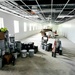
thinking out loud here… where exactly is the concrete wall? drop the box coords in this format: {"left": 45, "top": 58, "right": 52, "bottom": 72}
{"left": 58, "top": 19, "right": 75, "bottom": 43}
{"left": 0, "top": 10, "right": 41, "bottom": 40}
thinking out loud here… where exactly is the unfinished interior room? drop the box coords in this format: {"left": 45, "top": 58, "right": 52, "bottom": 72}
{"left": 0, "top": 0, "right": 75, "bottom": 75}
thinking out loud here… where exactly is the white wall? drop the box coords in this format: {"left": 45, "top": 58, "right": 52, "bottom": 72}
{"left": 0, "top": 10, "right": 41, "bottom": 40}
{"left": 52, "top": 24, "right": 58, "bottom": 32}
{"left": 58, "top": 19, "right": 75, "bottom": 43}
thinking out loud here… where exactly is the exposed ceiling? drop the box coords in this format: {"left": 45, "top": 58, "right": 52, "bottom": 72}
{"left": 0, "top": 0, "right": 75, "bottom": 24}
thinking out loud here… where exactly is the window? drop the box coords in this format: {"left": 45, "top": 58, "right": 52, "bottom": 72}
{"left": 29, "top": 24, "right": 32, "bottom": 31}
{"left": 35, "top": 26, "right": 38, "bottom": 30}
{"left": 0, "top": 17, "right": 4, "bottom": 28}
{"left": 24, "top": 22, "right": 27, "bottom": 32}
{"left": 33, "top": 26, "right": 35, "bottom": 30}
{"left": 14, "top": 20, "right": 19, "bottom": 33}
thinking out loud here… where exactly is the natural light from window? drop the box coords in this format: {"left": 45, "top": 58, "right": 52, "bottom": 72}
{"left": 24, "top": 22, "right": 27, "bottom": 32}
{"left": 29, "top": 24, "right": 32, "bottom": 31}
{"left": 33, "top": 26, "right": 35, "bottom": 30}
{"left": 0, "top": 17, "right": 4, "bottom": 28}
{"left": 14, "top": 20, "right": 19, "bottom": 33}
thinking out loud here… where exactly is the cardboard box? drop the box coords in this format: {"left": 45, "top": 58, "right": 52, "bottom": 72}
{"left": 0, "top": 32, "right": 5, "bottom": 40}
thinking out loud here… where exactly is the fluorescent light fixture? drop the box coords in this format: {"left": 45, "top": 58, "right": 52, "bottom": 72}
{"left": 58, "top": 15, "right": 74, "bottom": 18}
{"left": 55, "top": 21, "right": 63, "bottom": 22}
{"left": 0, "top": 0, "right": 6, "bottom": 1}
{"left": 25, "top": 15, "right": 39, "bottom": 18}
{"left": 37, "top": 9, "right": 61, "bottom": 13}
{"left": 46, "top": 16, "right": 51, "bottom": 20}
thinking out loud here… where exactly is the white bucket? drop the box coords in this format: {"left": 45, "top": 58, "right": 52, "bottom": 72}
{"left": 13, "top": 53, "right": 17, "bottom": 59}
{"left": 21, "top": 50, "right": 27, "bottom": 57}
{"left": 29, "top": 49, "right": 34, "bottom": 57}
{"left": 2, "top": 50, "right": 5, "bottom": 55}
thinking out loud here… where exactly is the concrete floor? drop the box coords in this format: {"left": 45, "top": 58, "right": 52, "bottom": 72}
{"left": 0, "top": 33, "right": 75, "bottom": 75}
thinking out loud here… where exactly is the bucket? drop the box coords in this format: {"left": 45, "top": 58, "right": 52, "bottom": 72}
{"left": 13, "top": 53, "right": 17, "bottom": 59}
{"left": 0, "top": 49, "right": 2, "bottom": 56}
{"left": 9, "top": 37, "right": 15, "bottom": 43}
{"left": 15, "top": 41, "right": 21, "bottom": 51}
{"left": 21, "top": 50, "right": 27, "bottom": 57}
{"left": 2, "top": 50, "right": 5, "bottom": 55}
{"left": 41, "top": 44, "right": 44, "bottom": 49}
{"left": 29, "top": 49, "right": 34, "bottom": 57}
{"left": 0, "top": 58, "right": 2, "bottom": 69}
{"left": 43, "top": 43, "right": 47, "bottom": 50}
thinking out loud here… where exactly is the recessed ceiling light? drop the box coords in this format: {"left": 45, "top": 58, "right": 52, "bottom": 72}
{"left": 58, "top": 15, "right": 74, "bottom": 18}
{"left": 0, "top": 0, "right": 6, "bottom": 1}
{"left": 55, "top": 21, "right": 63, "bottom": 22}
{"left": 25, "top": 15, "right": 39, "bottom": 18}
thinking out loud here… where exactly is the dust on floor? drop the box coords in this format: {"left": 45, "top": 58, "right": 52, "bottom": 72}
{"left": 0, "top": 50, "right": 75, "bottom": 75}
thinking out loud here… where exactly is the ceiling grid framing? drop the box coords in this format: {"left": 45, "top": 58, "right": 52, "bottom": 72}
{"left": 0, "top": 0, "right": 75, "bottom": 24}
{"left": 20, "top": 0, "right": 32, "bottom": 11}
{"left": 55, "top": 0, "right": 71, "bottom": 21}
{"left": 50, "top": 0, "right": 53, "bottom": 23}
{"left": 0, "top": 0, "right": 41, "bottom": 23}
{"left": 59, "top": 8, "right": 75, "bottom": 22}
{"left": 35, "top": 0, "right": 47, "bottom": 21}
